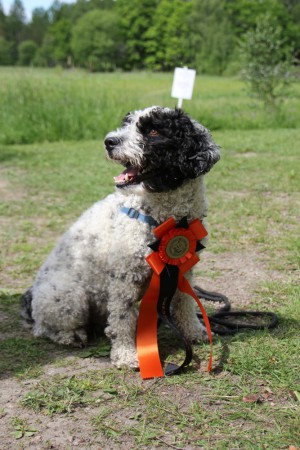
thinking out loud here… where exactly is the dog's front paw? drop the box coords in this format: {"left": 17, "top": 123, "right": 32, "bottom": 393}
{"left": 182, "top": 320, "right": 211, "bottom": 343}
{"left": 110, "top": 346, "right": 139, "bottom": 369}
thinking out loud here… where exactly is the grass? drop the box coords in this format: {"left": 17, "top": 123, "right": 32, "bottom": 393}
{"left": 1, "top": 131, "right": 299, "bottom": 285}
{"left": 22, "top": 374, "right": 99, "bottom": 415}
{"left": 19, "top": 366, "right": 300, "bottom": 448}
{"left": 0, "top": 69, "right": 299, "bottom": 449}
{"left": 0, "top": 68, "right": 300, "bottom": 144}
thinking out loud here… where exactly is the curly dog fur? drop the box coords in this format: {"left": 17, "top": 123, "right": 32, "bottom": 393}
{"left": 20, "top": 106, "right": 220, "bottom": 369}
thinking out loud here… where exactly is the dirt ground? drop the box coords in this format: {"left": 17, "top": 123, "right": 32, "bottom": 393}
{"left": 0, "top": 249, "right": 288, "bottom": 450}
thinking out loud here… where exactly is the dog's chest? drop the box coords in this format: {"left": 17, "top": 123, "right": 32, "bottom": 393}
{"left": 109, "top": 213, "right": 153, "bottom": 267}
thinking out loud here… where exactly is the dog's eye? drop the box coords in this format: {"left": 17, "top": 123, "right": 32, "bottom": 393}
{"left": 149, "top": 130, "right": 159, "bottom": 136}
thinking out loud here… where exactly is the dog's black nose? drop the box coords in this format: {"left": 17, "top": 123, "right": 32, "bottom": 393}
{"left": 105, "top": 137, "right": 119, "bottom": 152}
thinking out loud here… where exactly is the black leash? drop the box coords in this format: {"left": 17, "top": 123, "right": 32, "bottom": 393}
{"left": 157, "top": 265, "right": 194, "bottom": 376}
{"left": 193, "top": 285, "right": 279, "bottom": 336}
{"left": 158, "top": 285, "right": 279, "bottom": 376}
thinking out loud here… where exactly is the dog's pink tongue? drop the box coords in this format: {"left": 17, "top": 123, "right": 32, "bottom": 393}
{"left": 114, "top": 167, "right": 138, "bottom": 182}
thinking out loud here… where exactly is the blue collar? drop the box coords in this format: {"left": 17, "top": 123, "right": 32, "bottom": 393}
{"left": 120, "top": 207, "right": 159, "bottom": 227}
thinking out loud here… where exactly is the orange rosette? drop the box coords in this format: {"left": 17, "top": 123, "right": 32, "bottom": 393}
{"left": 158, "top": 228, "right": 197, "bottom": 266}
{"left": 136, "top": 216, "right": 212, "bottom": 379}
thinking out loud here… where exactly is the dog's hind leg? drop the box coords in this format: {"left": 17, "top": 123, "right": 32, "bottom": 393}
{"left": 31, "top": 284, "right": 89, "bottom": 347}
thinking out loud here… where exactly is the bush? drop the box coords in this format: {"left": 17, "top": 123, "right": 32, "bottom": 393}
{"left": 18, "top": 40, "right": 38, "bottom": 66}
{"left": 239, "top": 13, "right": 293, "bottom": 106}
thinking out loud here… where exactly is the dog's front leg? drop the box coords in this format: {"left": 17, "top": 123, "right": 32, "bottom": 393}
{"left": 171, "top": 273, "right": 208, "bottom": 342}
{"left": 105, "top": 284, "right": 139, "bottom": 369}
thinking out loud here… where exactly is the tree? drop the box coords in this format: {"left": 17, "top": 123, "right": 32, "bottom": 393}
{"left": 18, "top": 39, "right": 37, "bottom": 65}
{"left": 0, "top": 1, "right": 6, "bottom": 37}
{"left": 26, "top": 8, "right": 49, "bottom": 46}
{"left": 0, "top": 36, "right": 12, "bottom": 64}
{"left": 145, "top": 0, "right": 192, "bottom": 71}
{"left": 225, "top": 0, "right": 287, "bottom": 35}
{"left": 239, "top": 13, "right": 293, "bottom": 106}
{"left": 117, "top": 0, "right": 158, "bottom": 69}
{"left": 279, "top": 0, "right": 300, "bottom": 59}
{"left": 64, "top": 0, "right": 115, "bottom": 23}
{"left": 163, "top": 0, "right": 193, "bottom": 70}
{"left": 39, "top": 18, "right": 72, "bottom": 66}
{"left": 89, "top": 0, "right": 115, "bottom": 9}
{"left": 187, "top": 0, "right": 235, "bottom": 75}
{"left": 48, "top": 0, "right": 72, "bottom": 23}
{"left": 6, "top": 0, "right": 25, "bottom": 62}
{"left": 225, "top": 0, "right": 300, "bottom": 59}
{"left": 32, "top": 44, "right": 51, "bottom": 67}
{"left": 71, "top": 9, "right": 121, "bottom": 71}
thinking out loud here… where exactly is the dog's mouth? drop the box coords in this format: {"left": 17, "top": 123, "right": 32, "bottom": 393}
{"left": 114, "top": 165, "right": 140, "bottom": 187}
{"left": 113, "top": 164, "right": 160, "bottom": 188}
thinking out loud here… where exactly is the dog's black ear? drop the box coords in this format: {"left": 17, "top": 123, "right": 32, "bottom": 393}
{"left": 181, "top": 119, "right": 220, "bottom": 178}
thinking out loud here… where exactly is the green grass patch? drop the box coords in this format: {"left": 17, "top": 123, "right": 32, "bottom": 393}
{"left": 0, "top": 68, "right": 300, "bottom": 144}
{"left": 22, "top": 374, "right": 99, "bottom": 415}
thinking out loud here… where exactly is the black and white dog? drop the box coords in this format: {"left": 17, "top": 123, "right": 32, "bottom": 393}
{"left": 21, "top": 106, "right": 220, "bottom": 368}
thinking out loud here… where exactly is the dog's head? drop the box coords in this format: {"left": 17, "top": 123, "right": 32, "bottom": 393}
{"left": 104, "top": 106, "right": 220, "bottom": 192}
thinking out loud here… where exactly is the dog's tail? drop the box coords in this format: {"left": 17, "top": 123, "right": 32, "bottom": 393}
{"left": 20, "top": 288, "right": 34, "bottom": 323}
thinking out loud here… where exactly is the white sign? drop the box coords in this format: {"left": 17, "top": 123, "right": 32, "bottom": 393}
{"left": 171, "top": 67, "right": 196, "bottom": 107}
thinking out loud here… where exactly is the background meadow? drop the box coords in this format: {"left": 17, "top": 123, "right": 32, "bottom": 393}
{"left": 0, "top": 68, "right": 299, "bottom": 449}
{"left": 1, "top": 67, "right": 300, "bottom": 145}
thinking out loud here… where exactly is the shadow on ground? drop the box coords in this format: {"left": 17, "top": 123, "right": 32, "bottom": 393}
{"left": 0, "top": 291, "right": 297, "bottom": 381}
{"left": 0, "top": 291, "right": 110, "bottom": 380}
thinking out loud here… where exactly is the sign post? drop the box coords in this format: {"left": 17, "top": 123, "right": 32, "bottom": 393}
{"left": 171, "top": 67, "right": 196, "bottom": 108}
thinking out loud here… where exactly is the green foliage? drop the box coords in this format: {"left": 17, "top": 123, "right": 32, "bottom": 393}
{"left": 39, "top": 18, "right": 72, "bottom": 66}
{"left": 145, "top": 0, "right": 192, "bottom": 71}
{"left": 0, "top": 36, "right": 12, "bottom": 64}
{"left": 5, "top": 0, "right": 25, "bottom": 61}
{"left": 18, "top": 39, "right": 37, "bottom": 65}
{"left": 71, "top": 9, "right": 121, "bottom": 71}
{"left": 188, "top": 0, "right": 235, "bottom": 75}
{"left": 47, "top": 0, "right": 73, "bottom": 23}
{"left": 32, "top": 45, "right": 50, "bottom": 67}
{"left": 7, "top": 0, "right": 25, "bottom": 34}
{"left": 0, "top": 1, "right": 6, "bottom": 37}
{"left": 117, "top": 0, "right": 158, "bottom": 69}
{"left": 225, "top": 0, "right": 287, "bottom": 34}
{"left": 26, "top": 8, "right": 49, "bottom": 46}
{"left": 0, "top": 0, "right": 300, "bottom": 73}
{"left": 239, "top": 13, "right": 293, "bottom": 106}
{"left": 226, "top": 0, "right": 300, "bottom": 53}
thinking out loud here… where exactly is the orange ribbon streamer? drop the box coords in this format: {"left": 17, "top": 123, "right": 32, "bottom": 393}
{"left": 136, "top": 217, "right": 213, "bottom": 379}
